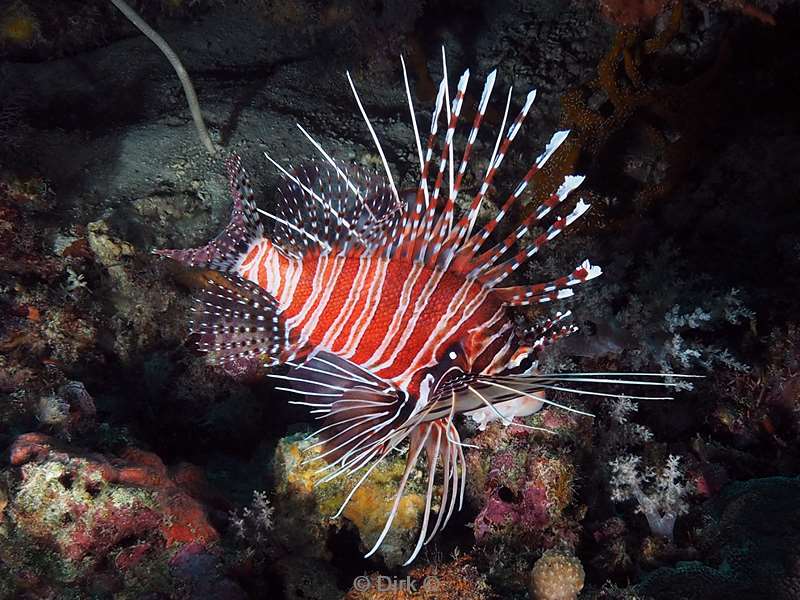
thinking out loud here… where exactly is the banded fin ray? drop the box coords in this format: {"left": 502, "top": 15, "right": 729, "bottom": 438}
{"left": 264, "top": 61, "right": 595, "bottom": 306}
{"left": 273, "top": 351, "right": 391, "bottom": 398}
{"left": 270, "top": 353, "right": 471, "bottom": 566}
{"left": 155, "top": 49, "right": 701, "bottom": 567}
{"left": 492, "top": 259, "right": 603, "bottom": 306}
{"left": 155, "top": 155, "right": 264, "bottom": 271}
{"left": 189, "top": 270, "right": 289, "bottom": 365}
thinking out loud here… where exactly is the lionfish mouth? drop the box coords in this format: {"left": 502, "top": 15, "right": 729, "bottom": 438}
{"left": 157, "top": 45, "right": 701, "bottom": 565}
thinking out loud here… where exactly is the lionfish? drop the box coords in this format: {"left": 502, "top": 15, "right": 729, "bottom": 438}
{"left": 157, "top": 52, "right": 688, "bottom": 564}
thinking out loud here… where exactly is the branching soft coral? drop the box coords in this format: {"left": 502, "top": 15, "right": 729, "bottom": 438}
{"left": 228, "top": 490, "right": 275, "bottom": 547}
{"left": 609, "top": 454, "right": 691, "bottom": 540}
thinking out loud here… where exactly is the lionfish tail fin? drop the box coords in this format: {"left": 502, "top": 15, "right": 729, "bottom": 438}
{"left": 188, "top": 269, "right": 289, "bottom": 366}
{"left": 155, "top": 153, "right": 264, "bottom": 271}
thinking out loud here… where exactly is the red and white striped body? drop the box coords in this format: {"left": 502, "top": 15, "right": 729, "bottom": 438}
{"left": 237, "top": 238, "right": 516, "bottom": 396}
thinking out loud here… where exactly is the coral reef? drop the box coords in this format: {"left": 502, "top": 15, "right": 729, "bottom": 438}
{"left": 271, "top": 433, "right": 427, "bottom": 568}
{"left": 35, "top": 380, "right": 96, "bottom": 439}
{"left": 0, "top": 0, "right": 798, "bottom": 597}
{"left": 228, "top": 489, "right": 274, "bottom": 547}
{"left": 707, "top": 322, "right": 800, "bottom": 453}
{"left": 598, "top": 0, "right": 777, "bottom": 28}
{"left": 464, "top": 411, "right": 591, "bottom": 595}
{"left": 636, "top": 476, "right": 800, "bottom": 600}
{"left": 469, "top": 441, "right": 581, "bottom": 548}
{"left": 0, "top": 432, "right": 241, "bottom": 597}
{"left": 609, "top": 454, "right": 691, "bottom": 540}
{"left": 545, "top": 0, "right": 718, "bottom": 211}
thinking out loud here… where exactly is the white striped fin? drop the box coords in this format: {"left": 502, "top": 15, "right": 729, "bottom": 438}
{"left": 189, "top": 270, "right": 290, "bottom": 365}
{"left": 267, "top": 159, "right": 402, "bottom": 257}
{"left": 536, "top": 129, "right": 570, "bottom": 167}
{"left": 400, "top": 54, "right": 424, "bottom": 175}
{"left": 346, "top": 71, "right": 401, "bottom": 208}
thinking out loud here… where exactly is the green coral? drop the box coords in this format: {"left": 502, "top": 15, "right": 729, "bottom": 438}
{"left": 637, "top": 477, "right": 800, "bottom": 600}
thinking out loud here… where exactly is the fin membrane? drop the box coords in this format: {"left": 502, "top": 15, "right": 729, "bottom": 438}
{"left": 272, "top": 161, "right": 402, "bottom": 256}
{"left": 314, "top": 388, "right": 411, "bottom": 463}
{"left": 189, "top": 269, "right": 286, "bottom": 365}
{"left": 156, "top": 154, "right": 263, "bottom": 271}
{"left": 271, "top": 352, "right": 414, "bottom": 462}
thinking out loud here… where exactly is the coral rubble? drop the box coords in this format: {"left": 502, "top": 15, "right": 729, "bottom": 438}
{"left": 0, "top": 433, "right": 242, "bottom": 598}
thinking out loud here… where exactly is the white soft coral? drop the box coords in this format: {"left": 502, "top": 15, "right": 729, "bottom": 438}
{"left": 609, "top": 454, "right": 691, "bottom": 541}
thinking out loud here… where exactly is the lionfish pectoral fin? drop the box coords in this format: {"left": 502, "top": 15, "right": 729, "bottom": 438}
{"left": 271, "top": 354, "right": 466, "bottom": 563}
{"left": 155, "top": 154, "right": 264, "bottom": 271}
{"left": 271, "top": 352, "right": 413, "bottom": 464}
{"left": 463, "top": 384, "right": 548, "bottom": 431}
{"left": 188, "top": 269, "right": 289, "bottom": 366}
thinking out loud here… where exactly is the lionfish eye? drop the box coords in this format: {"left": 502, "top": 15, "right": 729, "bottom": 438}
{"left": 441, "top": 345, "right": 468, "bottom": 369}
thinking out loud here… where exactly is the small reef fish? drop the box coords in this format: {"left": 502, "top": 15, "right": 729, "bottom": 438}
{"left": 158, "top": 54, "right": 688, "bottom": 564}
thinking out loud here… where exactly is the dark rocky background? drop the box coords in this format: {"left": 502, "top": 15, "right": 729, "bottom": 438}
{"left": 1, "top": 0, "right": 799, "bottom": 598}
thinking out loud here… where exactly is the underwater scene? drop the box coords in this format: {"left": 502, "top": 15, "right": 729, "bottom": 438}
{"left": 1, "top": 0, "right": 798, "bottom": 598}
